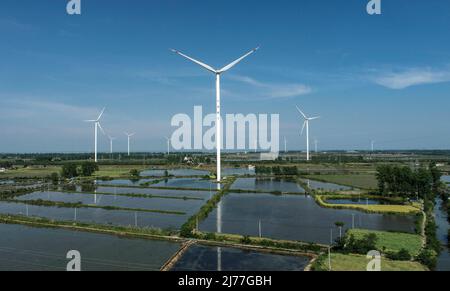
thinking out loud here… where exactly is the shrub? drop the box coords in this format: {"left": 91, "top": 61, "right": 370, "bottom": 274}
{"left": 416, "top": 249, "right": 437, "bottom": 270}
{"left": 240, "top": 235, "right": 251, "bottom": 244}
{"left": 387, "top": 248, "right": 411, "bottom": 261}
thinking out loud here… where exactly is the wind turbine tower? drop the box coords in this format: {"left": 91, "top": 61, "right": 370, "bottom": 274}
{"left": 296, "top": 106, "right": 320, "bottom": 162}
{"left": 84, "top": 108, "right": 106, "bottom": 163}
{"left": 108, "top": 136, "right": 116, "bottom": 154}
{"left": 171, "top": 47, "right": 259, "bottom": 182}
{"left": 165, "top": 137, "right": 171, "bottom": 155}
{"left": 125, "top": 132, "right": 135, "bottom": 156}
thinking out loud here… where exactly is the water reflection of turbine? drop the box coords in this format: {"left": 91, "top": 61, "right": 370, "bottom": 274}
{"left": 217, "top": 184, "right": 222, "bottom": 271}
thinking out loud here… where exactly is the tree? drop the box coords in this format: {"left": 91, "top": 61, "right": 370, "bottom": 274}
{"left": 50, "top": 172, "right": 59, "bottom": 185}
{"left": 81, "top": 162, "right": 98, "bottom": 177}
{"left": 130, "top": 169, "right": 140, "bottom": 177}
{"left": 61, "top": 163, "right": 78, "bottom": 179}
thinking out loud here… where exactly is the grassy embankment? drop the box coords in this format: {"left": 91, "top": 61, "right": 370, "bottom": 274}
{"left": 312, "top": 253, "right": 428, "bottom": 271}
{"left": 315, "top": 194, "right": 421, "bottom": 214}
{"left": 59, "top": 190, "right": 204, "bottom": 201}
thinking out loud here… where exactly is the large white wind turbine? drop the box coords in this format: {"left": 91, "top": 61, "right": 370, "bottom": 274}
{"left": 84, "top": 108, "right": 106, "bottom": 163}
{"left": 296, "top": 106, "right": 320, "bottom": 161}
{"left": 125, "top": 132, "right": 135, "bottom": 156}
{"left": 171, "top": 47, "right": 259, "bottom": 182}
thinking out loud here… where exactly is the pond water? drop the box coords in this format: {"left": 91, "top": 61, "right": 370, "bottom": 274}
{"left": 17, "top": 191, "right": 205, "bottom": 216}
{"left": 93, "top": 186, "right": 214, "bottom": 200}
{"left": 301, "top": 179, "right": 352, "bottom": 191}
{"left": 152, "top": 178, "right": 216, "bottom": 189}
{"left": 96, "top": 179, "right": 155, "bottom": 186}
{"left": 171, "top": 244, "right": 309, "bottom": 271}
{"left": 231, "top": 178, "right": 305, "bottom": 193}
{"left": 435, "top": 198, "right": 450, "bottom": 271}
{"left": 222, "top": 168, "right": 256, "bottom": 177}
{"left": 140, "top": 169, "right": 210, "bottom": 177}
{"left": 0, "top": 201, "right": 189, "bottom": 230}
{"left": 441, "top": 176, "right": 450, "bottom": 184}
{"left": 200, "top": 193, "right": 416, "bottom": 245}
{"left": 0, "top": 223, "right": 179, "bottom": 271}
{"left": 0, "top": 180, "right": 14, "bottom": 185}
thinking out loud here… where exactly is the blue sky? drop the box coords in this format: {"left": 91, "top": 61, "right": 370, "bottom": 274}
{"left": 0, "top": 0, "right": 450, "bottom": 153}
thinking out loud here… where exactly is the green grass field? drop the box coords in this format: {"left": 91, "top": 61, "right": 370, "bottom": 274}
{"left": 313, "top": 253, "right": 427, "bottom": 271}
{"left": 306, "top": 174, "right": 378, "bottom": 189}
{"left": 0, "top": 166, "right": 61, "bottom": 178}
{"left": 94, "top": 165, "right": 146, "bottom": 178}
{"left": 347, "top": 229, "right": 423, "bottom": 256}
{"left": 0, "top": 165, "right": 145, "bottom": 179}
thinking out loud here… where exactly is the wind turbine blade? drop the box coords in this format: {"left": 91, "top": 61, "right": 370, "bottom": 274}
{"left": 96, "top": 108, "right": 106, "bottom": 121}
{"left": 296, "top": 106, "right": 308, "bottom": 119}
{"left": 301, "top": 121, "right": 306, "bottom": 135}
{"left": 84, "top": 120, "right": 96, "bottom": 122}
{"left": 97, "top": 123, "right": 106, "bottom": 135}
{"left": 218, "top": 47, "right": 259, "bottom": 73}
{"left": 171, "top": 49, "right": 217, "bottom": 74}
{"left": 309, "top": 116, "right": 321, "bottom": 120}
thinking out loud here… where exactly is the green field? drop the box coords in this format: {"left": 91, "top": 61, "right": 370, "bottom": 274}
{"left": 347, "top": 229, "right": 423, "bottom": 256}
{"left": 94, "top": 165, "right": 146, "bottom": 178}
{"left": 306, "top": 174, "right": 378, "bottom": 189}
{"left": 313, "top": 253, "right": 428, "bottom": 271}
{"left": 0, "top": 166, "right": 61, "bottom": 178}
{"left": 0, "top": 165, "right": 145, "bottom": 179}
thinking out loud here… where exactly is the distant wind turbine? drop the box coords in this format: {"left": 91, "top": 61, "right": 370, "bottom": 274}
{"left": 84, "top": 108, "right": 106, "bottom": 163}
{"left": 171, "top": 47, "right": 259, "bottom": 182}
{"left": 125, "top": 132, "right": 135, "bottom": 156}
{"left": 165, "top": 137, "right": 171, "bottom": 155}
{"left": 284, "top": 137, "right": 287, "bottom": 153}
{"left": 296, "top": 106, "right": 320, "bottom": 161}
{"left": 314, "top": 139, "right": 318, "bottom": 153}
{"left": 371, "top": 140, "right": 375, "bottom": 152}
{"left": 108, "top": 135, "right": 116, "bottom": 154}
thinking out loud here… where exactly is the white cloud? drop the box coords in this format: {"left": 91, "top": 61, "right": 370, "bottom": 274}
{"left": 230, "top": 75, "right": 312, "bottom": 98}
{"left": 373, "top": 67, "right": 450, "bottom": 89}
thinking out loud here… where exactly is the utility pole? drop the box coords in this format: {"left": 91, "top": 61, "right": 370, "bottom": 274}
{"left": 258, "top": 219, "right": 262, "bottom": 238}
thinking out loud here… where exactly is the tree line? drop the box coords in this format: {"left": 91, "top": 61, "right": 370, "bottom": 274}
{"left": 255, "top": 166, "right": 298, "bottom": 176}
{"left": 59, "top": 162, "right": 99, "bottom": 179}
{"left": 376, "top": 163, "right": 441, "bottom": 200}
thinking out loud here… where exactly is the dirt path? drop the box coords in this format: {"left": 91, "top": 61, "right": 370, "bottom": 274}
{"left": 160, "top": 240, "right": 197, "bottom": 271}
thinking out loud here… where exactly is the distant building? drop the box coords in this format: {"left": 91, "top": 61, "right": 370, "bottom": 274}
{"left": 0, "top": 168, "right": 5, "bottom": 173}
{"left": 260, "top": 152, "right": 279, "bottom": 161}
